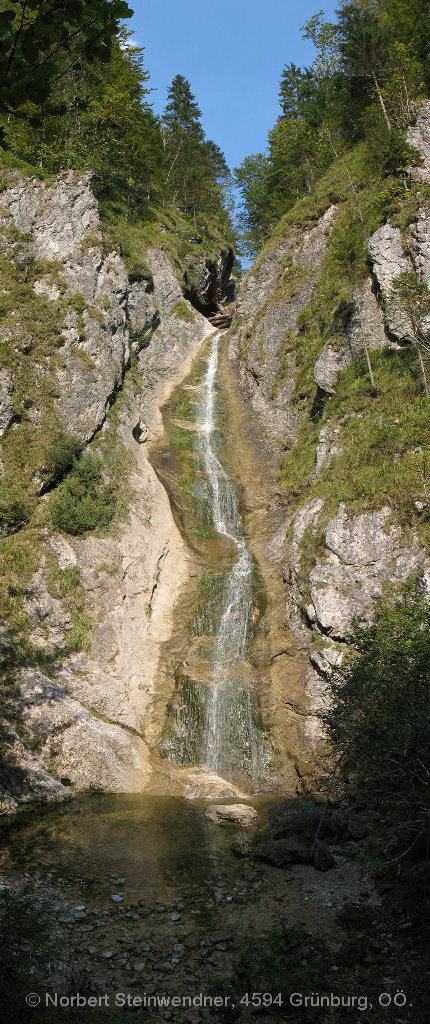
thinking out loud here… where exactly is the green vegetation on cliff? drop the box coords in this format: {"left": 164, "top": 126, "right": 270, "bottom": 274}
{"left": 235, "top": 0, "right": 429, "bottom": 255}
{"left": 326, "top": 581, "right": 430, "bottom": 837}
{"left": 235, "top": 134, "right": 430, "bottom": 548}
{"left": 0, "top": 2, "right": 236, "bottom": 751}
{"left": 0, "top": 12, "right": 235, "bottom": 258}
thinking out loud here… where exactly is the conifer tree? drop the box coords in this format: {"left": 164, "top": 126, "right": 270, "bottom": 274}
{"left": 163, "top": 74, "right": 205, "bottom": 214}
{"left": 162, "top": 74, "right": 232, "bottom": 226}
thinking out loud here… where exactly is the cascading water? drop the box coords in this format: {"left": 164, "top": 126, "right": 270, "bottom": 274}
{"left": 197, "top": 333, "right": 258, "bottom": 776}
{"left": 155, "top": 329, "right": 275, "bottom": 789}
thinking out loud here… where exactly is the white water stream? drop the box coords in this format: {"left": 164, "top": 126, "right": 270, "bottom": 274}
{"left": 197, "top": 333, "right": 257, "bottom": 774}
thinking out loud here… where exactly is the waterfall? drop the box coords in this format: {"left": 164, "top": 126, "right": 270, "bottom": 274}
{"left": 197, "top": 333, "right": 257, "bottom": 774}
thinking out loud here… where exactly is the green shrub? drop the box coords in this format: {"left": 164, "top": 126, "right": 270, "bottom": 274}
{"left": 50, "top": 452, "right": 115, "bottom": 535}
{"left": 40, "top": 431, "right": 83, "bottom": 487}
{"left": 213, "top": 923, "right": 330, "bottom": 1022}
{"left": 0, "top": 887, "right": 55, "bottom": 1023}
{"left": 0, "top": 484, "right": 35, "bottom": 534}
{"left": 325, "top": 580, "right": 430, "bottom": 847}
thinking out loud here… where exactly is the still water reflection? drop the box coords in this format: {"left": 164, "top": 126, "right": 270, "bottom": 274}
{"left": 0, "top": 795, "right": 275, "bottom": 901}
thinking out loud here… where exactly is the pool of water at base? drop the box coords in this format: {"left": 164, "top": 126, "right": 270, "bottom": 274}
{"left": 0, "top": 794, "right": 279, "bottom": 904}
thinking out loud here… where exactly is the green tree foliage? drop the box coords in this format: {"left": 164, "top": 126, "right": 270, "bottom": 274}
{"left": 233, "top": 153, "right": 271, "bottom": 255}
{"left": 1, "top": 24, "right": 234, "bottom": 240}
{"left": 325, "top": 582, "right": 430, "bottom": 847}
{"left": 235, "top": 0, "right": 429, "bottom": 254}
{"left": 0, "top": 0, "right": 132, "bottom": 120}
{"left": 162, "top": 73, "right": 233, "bottom": 227}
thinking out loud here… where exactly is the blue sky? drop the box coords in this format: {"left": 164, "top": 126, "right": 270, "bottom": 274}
{"left": 128, "top": 1, "right": 338, "bottom": 172}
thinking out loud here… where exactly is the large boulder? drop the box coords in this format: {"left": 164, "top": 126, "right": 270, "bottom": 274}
{"left": 253, "top": 837, "right": 312, "bottom": 867}
{"left": 231, "top": 834, "right": 255, "bottom": 857}
{"left": 268, "top": 798, "right": 323, "bottom": 841}
{"left": 204, "top": 803, "right": 258, "bottom": 828}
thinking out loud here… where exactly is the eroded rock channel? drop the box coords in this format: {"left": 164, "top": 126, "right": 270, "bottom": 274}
{"left": 150, "top": 331, "right": 309, "bottom": 798}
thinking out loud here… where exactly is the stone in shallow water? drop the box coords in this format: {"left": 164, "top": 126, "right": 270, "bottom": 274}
{"left": 231, "top": 833, "right": 254, "bottom": 857}
{"left": 111, "top": 894, "right": 124, "bottom": 903}
{"left": 204, "top": 804, "right": 258, "bottom": 827}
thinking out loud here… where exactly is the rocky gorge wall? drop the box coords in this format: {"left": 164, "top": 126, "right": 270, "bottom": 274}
{"left": 0, "top": 167, "right": 233, "bottom": 812}
{"left": 227, "top": 104, "right": 430, "bottom": 751}
{"left": 2, "top": 102, "right": 430, "bottom": 813}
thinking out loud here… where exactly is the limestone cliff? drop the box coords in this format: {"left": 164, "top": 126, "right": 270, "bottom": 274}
{"left": 228, "top": 106, "right": 430, "bottom": 744}
{"left": 0, "top": 167, "right": 231, "bottom": 812}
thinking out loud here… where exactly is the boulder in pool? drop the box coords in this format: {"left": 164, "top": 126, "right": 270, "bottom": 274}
{"left": 204, "top": 804, "right": 258, "bottom": 828}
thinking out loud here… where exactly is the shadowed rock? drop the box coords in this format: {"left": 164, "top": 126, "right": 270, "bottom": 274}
{"left": 254, "top": 838, "right": 312, "bottom": 867}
